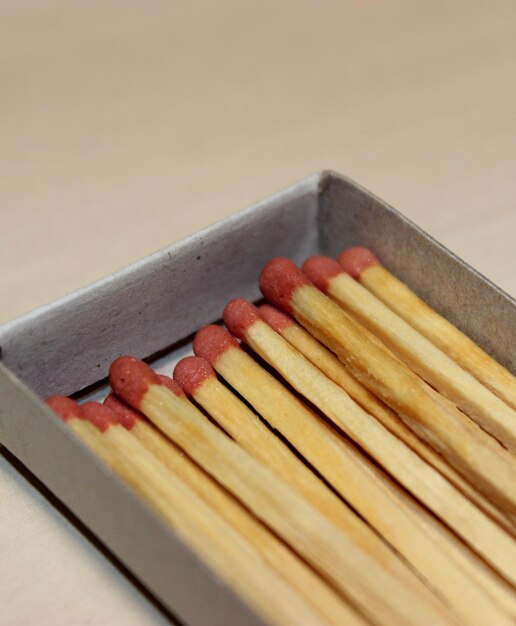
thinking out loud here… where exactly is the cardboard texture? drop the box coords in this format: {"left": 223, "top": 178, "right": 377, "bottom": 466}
{"left": 0, "top": 171, "right": 514, "bottom": 626}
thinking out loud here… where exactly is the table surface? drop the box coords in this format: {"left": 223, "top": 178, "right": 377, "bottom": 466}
{"left": 1, "top": 1, "right": 515, "bottom": 624}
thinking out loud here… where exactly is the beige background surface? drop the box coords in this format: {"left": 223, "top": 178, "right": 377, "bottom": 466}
{"left": 1, "top": 1, "right": 515, "bottom": 624}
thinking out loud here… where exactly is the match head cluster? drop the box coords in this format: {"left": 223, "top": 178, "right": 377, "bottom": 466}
{"left": 46, "top": 395, "right": 119, "bottom": 431}
{"left": 46, "top": 247, "right": 376, "bottom": 426}
{"left": 46, "top": 248, "right": 365, "bottom": 429}
{"left": 45, "top": 395, "right": 81, "bottom": 421}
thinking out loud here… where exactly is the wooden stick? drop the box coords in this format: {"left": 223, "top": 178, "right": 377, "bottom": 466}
{"left": 338, "top": 246, "right": 516, "bottom": 410}
{"left": 46, "top": 397, "right": 329, "bottom": 626}
{"left": 225, "top": 298, "right": 516, "bottom": 585}
{"left": 173, "top": 355, "right": 444, "bottom": 602}
{"left": 193, "top": 328, "right": 516, "bottom": 624}
{"left": 109, "top": 357, "right": 455, "bottom": 626}
{"left": 45, "top": 396, "right": 119, "bottom": 463}
{"left": 258, "top": 304, "right": 515, "bottom": 536}
{"left": 104, "top": 393, "right": 364, "bottom": 626}
{"left": 259, "top": 258, "right": 516, "bottom": 519}
{"left": 303, "top": 255, "right": 516, "bottom": 452}
{"left": 85, "top": 401, "right": 336, "bottom": 626}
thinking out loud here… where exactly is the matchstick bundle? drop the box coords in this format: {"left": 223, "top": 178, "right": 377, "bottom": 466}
{"left": 338, "top": 247, "right": 516, "bottom": 410}
{"left": 45, "top": 245, "right": 516, "bottom": 626}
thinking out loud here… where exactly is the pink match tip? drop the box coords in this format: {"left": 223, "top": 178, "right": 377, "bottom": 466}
{"left": 173, "top": 356, "right": 216, "bottom": 396}
{"left": 104, "top": 393, "right": 142, "bottom": 430}
{"left": 223, "top": 299, "right": 260, "bottom": 340}
{"left": 45, "top": 396, "right": 81, "bottom": 422}
{"left": 109, "top": 356, "right": 160, "bottom": 410}
{"left": 258, "top": 304, "right": 294, "bottom": 333}
{"left": 259, "top": 257, "right": 310, "bottom": 313}
{"left": 302, "top": 256, "right": 343, "bottom": 292}
{"left": 81, "top": 401, "right": 116, "bottom": 432}
{"left": 337, "top": 247, "right": 379, "bottom": 279}
{"left": 157, "top": 374, "right": 186, "bottom": 397}
{"left": 193, "top": 325, "right": 240, "bottom": 365}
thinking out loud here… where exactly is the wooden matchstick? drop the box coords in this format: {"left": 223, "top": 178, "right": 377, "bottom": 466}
{"left": 258, "top": 303, "right": 515, "bottom": 536}
{"left": 225, "top": 298, "right": 516, "bottom": 586}
{"left": 74, "top": 400, "right": 339, "bottom": 626}
{"left": 46, "top": 398, "right": 332, "bottom": 626}
{"left": 338, "top": 247, "right": 516, "bottom": 410}
{"left": 109, "top": 357, "right": 454, "bottom": 626}
{"left": 259, "top": 258, "right": 516, "bottom": 519}
{"left": 172, "top": 356, "right": 441, "bottom": 596}
{"left": 303, "top": 255, "right": 516, "bottom": 452}
{"left": 103, "top": 393, "right": 364, "bottom": 626}
{"left": 193, "top": 326, "right": 516, "bottom": 624}
{"left": 45, "top": 396, "right": 118, "bottom": 464}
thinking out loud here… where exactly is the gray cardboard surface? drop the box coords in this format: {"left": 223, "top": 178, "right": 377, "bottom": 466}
{"left": 0, "top": 171, "right": 514, "bottom": 626}
{"left": 0, "top": 174, "right": 319, "bottom": 398}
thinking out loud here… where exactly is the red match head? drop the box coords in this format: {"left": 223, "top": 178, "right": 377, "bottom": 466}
{"left": 104, "top": 393, "right": 142, "bottom": 430}
{"left": 302, "top": 256, "right": 343, "bottom": 293}
{"left": 174, "top": 356, "right": 216, "bottom": 396}
{"left": 223, "top": 299, "right": 260, "bottom": 340}
{"left": 109, "top": 356, "right": 160, "bottom": 410}
{"left": 45, "top": 396, "right": 82, "bottom": 422}
{"left": 258, "top": 304, "right": 294, "bottom": 333}
{"left": 81, "top": 401, "right": 116, "bottom": 432}
{"left": 157, "top": 374, "right": 185, "bottom": 398}
{"left": 337, "top": 247, "right": 379, "bottom": 279}
{"left": 259, "top": 257, "right": 310, "bottom": 313}
{"left": 193, "top": 325, "right": 240, "bottom": 365}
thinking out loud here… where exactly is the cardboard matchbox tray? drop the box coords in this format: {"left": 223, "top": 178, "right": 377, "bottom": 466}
{"left": 1, "top": 171, "right": 515, "bottom": 626}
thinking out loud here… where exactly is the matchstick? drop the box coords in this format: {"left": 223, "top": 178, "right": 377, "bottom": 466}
{"left": 74, "top": 400, "right": 337, "bottom": 626}
{"left": 259, "top": 258, "right": 516, "bottom": 519}
{"left": 172, "top": 356, "right": 439, "bottom": 591}
{"left": 193, "top": 326, "right": 516, "bottom": 624}
{"left": 45, "top": 396, "right": 117, "bottom": 464}
{"left": 46, "top": 397, "right": 332, "bottom": 625}
{"left": 109, "top": 357, "right": 453, "bottom": 626}
{"left": 224, "top": 298, "right": 516, "bottom": 585}
{"left": 303, "top": 255, "right": 516, "bottom": 452}
{"left": 338, "top": 246, "right": 516, "bottom": 410}
{"left": 258, "top": 303, "right": 515, "bottom": 536}
{"left": 103, "top": 393, "right": 364, "bottom": 626}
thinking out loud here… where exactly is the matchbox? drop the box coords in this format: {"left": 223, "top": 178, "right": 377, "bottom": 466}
{"left": 0, "top": 171, "right": 514, "bottom": 626}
